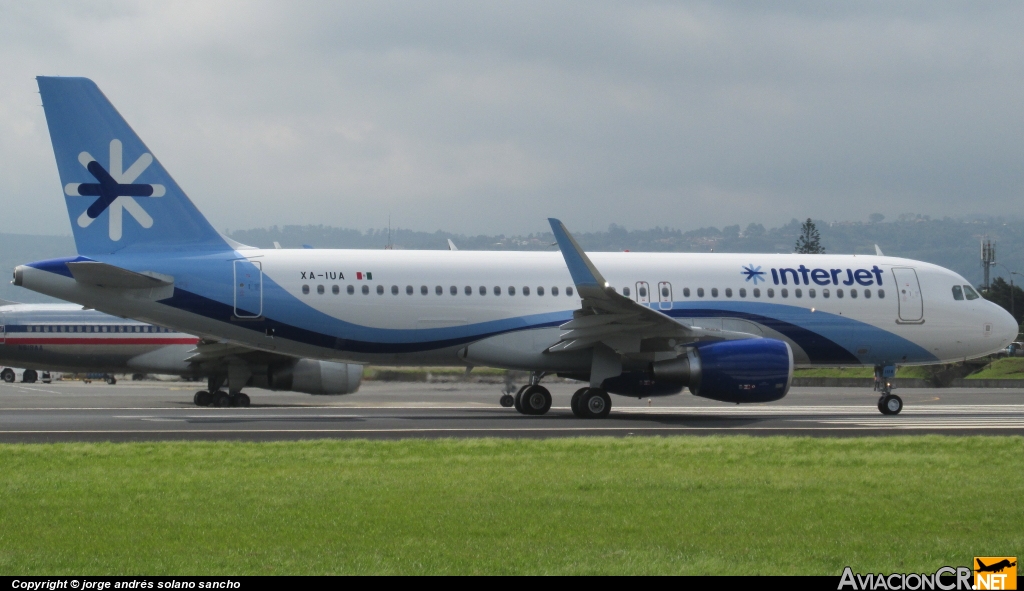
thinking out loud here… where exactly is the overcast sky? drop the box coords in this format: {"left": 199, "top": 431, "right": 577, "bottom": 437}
{"left": 0, "top": 1, "right": 1021, "bottom": 237}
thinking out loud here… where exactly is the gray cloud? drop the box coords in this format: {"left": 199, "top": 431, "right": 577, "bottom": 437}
{"left": 0, "top": 0, "right": 1021, "bottom": 237}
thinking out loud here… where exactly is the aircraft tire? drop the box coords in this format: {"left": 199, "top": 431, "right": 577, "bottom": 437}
{"left": 513, "top": 385, "right": 529, "bottom": 414}
{"left": 234, "top": 393, "right": 251, "bottom": 407}
{"left": 879, "top": 394, "right": 903, "bottom": 415}
{"left": 570, "top": 387, "right": 588, "bottom": 417}
{"left": 499, "top": 394, "right": 514, "bottom": 407}
{"left": 105, "top": 375, "right": 117, "bottom": 385}
{"left": 213, "top": 391, "right": 231, "bottom": 407}
{"left": 22, "top": 369, "right": 37, "bottom": 384}
{"left": 1, "top": 369, "right": 15, "bottom": 383}
{"left": 580, "top": 388, "right": 611, "bottom": 419}
{"left": 520, "top": 385, "right": 552, "bottom": 415}
{"left": 194, "top": 391, "right": 212, "bottom": 406}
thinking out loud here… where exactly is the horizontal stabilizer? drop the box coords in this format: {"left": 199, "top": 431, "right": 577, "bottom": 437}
{"left": 66, "top": 261, "right": 173, "bottom": 289}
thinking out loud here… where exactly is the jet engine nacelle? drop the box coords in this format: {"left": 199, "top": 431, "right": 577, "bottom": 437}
{"left": 267, "top": 359, "right": 363, "bottom": 395}
{"left": 649, "top": 338, "right": 793, "bottom": 403}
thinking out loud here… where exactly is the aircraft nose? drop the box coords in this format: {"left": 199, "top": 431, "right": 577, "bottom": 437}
{"left": 995, "top": 304, "right": 1019, "bottom": 348}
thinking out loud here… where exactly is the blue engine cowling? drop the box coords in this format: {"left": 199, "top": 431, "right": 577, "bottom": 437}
{"left": 689, "top": 338, "right": 793, "bottom": 403}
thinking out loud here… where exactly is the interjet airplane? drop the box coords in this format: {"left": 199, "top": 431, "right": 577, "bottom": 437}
{"left": 0, "top": 301, "right": 362, "bottom": 405}
{"left": 13, "top": 77, "right": 1017, "bottom": 417}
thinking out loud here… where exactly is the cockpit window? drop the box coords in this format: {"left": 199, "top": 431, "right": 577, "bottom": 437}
{"left": 963, "top": 285, "right": 980, "bottom": 300}
{"left": 952, "top": 285, "right": 964, "bottom": 301}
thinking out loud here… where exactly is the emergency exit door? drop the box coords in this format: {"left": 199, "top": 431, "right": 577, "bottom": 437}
{"left": 233, "top": 259, "right": 263, "bottom": 318}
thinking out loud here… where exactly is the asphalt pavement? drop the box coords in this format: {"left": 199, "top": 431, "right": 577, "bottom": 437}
{"left": 0, "top": 379, "right": 1022, "bottom": 442}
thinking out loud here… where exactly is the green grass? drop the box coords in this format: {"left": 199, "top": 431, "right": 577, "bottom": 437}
{"left": 1, "top": 437, "right": 1022, "bottom": 575}
{"left": 965, "top": 357, "right": 1024, "bottom": 379}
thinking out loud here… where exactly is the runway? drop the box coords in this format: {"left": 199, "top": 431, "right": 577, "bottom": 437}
{"left": 1, "top": 379, "right": 1023, "bottom": 442}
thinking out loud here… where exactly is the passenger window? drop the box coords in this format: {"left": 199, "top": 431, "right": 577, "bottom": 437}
{"left": 725, "top": 288, "right": 732, "bottom": 298}
{"left": 317, "top": 285, "right": 325, "bottom": 294}
{"left": 661, "top": 286, "right": 670, "bottom": 298}
{"left": 436, "top": 286, "right": 443, "bottom": 295}
{"left": 377, "top": 285, "right": 385, "bottom": 295}
{"left": 622, "top": 287, "right": 630, "bottom": 297}
{"left": 392, "top": 285, "right": 399, "bottom": 295}
{"left": 697, "top": 288, "right": 705, "bottom": 297}
{"left": 362, "top": 285, "right": 370, "bottom": 295}
{"left": 538, "top": 286, "right": 545, "bottom": 296}
{"left": 964, "top": 285, "right": 980, "bottom": 300}
{"left": 494, "top": 286, "right": 501, "bottom": 296}
{"left": 509, "top": 286, "right": 516, "bottom": 296}
{"left": 739, "top": 288, "right": 746, "bottom": 298}
{"left": 552, "top": 286, "right": 559, "bottom": 296}
{"left": 795, "top": 289, "right": 802, "bottom": 298}
{"left": 809, "top": 289, "right": 815, "bottom": 298}
{"left": 421, "top": 285, "right": 428, "bottom": 295}
{"left": 711, "top": 288, "right": 719, "bottom": 297}
{"left": 823, "top": 289, "right": 830, "bottom": 298}
{"left": 348, "top": 285, "right": 355, "bottom": 295}
{"left": 753, "top": 288, "right": 760, "bottom": 298}
{"left": 523, "top": 286, "right": 530, "bottom": 296}
{"left": 406, "top": 285, "right": 413, "bottom": 295}
{"left": 567, "top": 287, "right": 574, "bottom": 296}
{"left": 864, "top": 289, "right": 871, "bottom": 299}
{"left": 480, "top": 286, "right": 487, "bottom": 296}
{"left": 878, "top": 289, "right": 885, "bottom": 299}
{"left": 781, "top": 288, "right": 788, "bottom": 298}
{"left": 302, "top": 285, "right": 309, "bottom": 295}
{"left": 450, "top": 286, "right": 457, "bottom": 296}
{"left": 465, "top": 286, "right": 472, "bottom": 295}
{"left": 333, "top": 285, "right": 340, "bottom": 295}
{"left": 837, "top": 289, "right": 844, "bottom": 298}
{"left": 767, "top": 288, "right": 774, "bottom": 298}
{"left": 850, "top": 289, "right": 857, "bottom": 299}
{"left": 682, "top": 287, "right": 690, "bottom": 297}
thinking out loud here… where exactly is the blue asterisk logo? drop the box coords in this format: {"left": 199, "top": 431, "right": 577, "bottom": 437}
{"left": 741, "top": 265, "right": 765, "bottom": 284}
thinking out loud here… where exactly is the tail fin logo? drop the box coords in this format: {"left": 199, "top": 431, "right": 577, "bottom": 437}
{"left": 63, "top": 139, "right": 166, "bottom": 241}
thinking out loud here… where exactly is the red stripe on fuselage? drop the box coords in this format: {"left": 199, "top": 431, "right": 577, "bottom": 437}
{"left": 3, "top": 338, "right": 199, "bottom": 346}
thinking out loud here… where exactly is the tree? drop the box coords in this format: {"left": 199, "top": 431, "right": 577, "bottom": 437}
{"left": 983, "top": 277, "right": 1024, "bottom": 326}
{"left": 869, "top": 213, "right": 885, "bottom": 223}
{"left": 794, "top": 218, "right": 825, "bottom": 254}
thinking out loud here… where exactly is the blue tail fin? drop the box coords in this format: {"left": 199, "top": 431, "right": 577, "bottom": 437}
{"left": 37, "top": 76, "right": 229, "bottom": 255}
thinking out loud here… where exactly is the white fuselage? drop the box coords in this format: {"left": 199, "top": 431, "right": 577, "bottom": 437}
{"left": 16, "top": 249, "right": 1018, "bottom": 372}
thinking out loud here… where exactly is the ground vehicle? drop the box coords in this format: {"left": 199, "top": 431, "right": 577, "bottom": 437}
{"left": 0, "top": 368, "right": 54, "bottom": 383}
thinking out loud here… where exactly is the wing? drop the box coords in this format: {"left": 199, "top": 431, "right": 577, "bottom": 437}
{"left": 547, "top": 218, "right": 756, "bottom": 354}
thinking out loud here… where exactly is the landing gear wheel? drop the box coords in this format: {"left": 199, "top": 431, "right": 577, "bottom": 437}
{"left": 1, "top": 369, "right": 15, "bottom": 383}
{"left": 879, "top": 394, "right": 903, "bottom": 415}
{"left": 570, "top": 387, "right": 588, "bottom": 417}
{"left": 213, "top": 391, "right": 231, "bottom": 407}
{"left": 512, "top": 385, "right": 529, "bottom": 413}
{"left": 22, "top": 369, "right": 37, "bottom": 383}
{"left": 105, "top": 375, "right": 117, "bottom": 385}
{"left": 518, "top": 385, "right": 552, "bottom": 415}
{"left": 499, "top": 394, "right": 514, "bottom": 407}
{"left": 233, "top": 393, "right": 250, "bottom": 407}
{"left": 194, "top": 390, "right": 213, "bottom": 406}
{"left": 579, "top": 388, "right": 611, "bottom": 418}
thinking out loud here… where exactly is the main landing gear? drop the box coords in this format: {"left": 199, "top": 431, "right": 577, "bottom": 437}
{"left": 193, "top": 390, "right": 251, "bottom": 407}
{"left": 193, "top": 376, "right": 250, "bottom": 407}
{"left": 570, "top": 387, "right": 611, "bottom": 419}
{"left": 500, "top": 374, "right": 615, "bottom": 419}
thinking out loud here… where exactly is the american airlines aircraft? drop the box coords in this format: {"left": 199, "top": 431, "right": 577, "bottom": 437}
{"left": 12, "top": 77, "right": 1017, "bottom": 416}
{"left": 0, "top": 301, "right": 362, "bottom": 406}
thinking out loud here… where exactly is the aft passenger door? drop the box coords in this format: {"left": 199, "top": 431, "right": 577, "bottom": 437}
{"left": 891, "top": 267, "right": 923, "bottom": 323}
{"left": 233, "top": 259, "right": 263, "bottom": 318}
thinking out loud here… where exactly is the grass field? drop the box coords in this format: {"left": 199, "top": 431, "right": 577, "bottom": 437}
{"left": 965, "top": 357, "right": 1024, "bottom": 379}
{"left": 1, "top": 436, "right": 1021, "bottom": 575}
